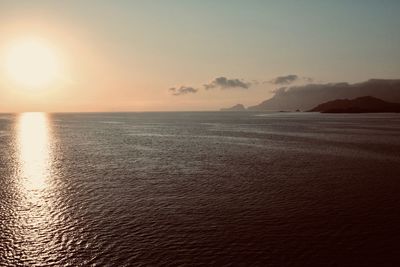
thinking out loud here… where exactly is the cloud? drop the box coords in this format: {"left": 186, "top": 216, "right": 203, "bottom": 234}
{"left": 269, "top": 74, "right": 314, "bottom": 85}
{"left": 204, "top": 77, "right": 251, "bottom": 90}
{"left": 169, "top": 86, "right": 198, "bottom": 96}
{"left": 270, "top": 74, "right": 299, "bottom": 85}
{"left": 168, "top": 76, "right": 254, "bottom": 96}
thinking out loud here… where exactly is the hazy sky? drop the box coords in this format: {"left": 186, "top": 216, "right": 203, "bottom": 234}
{"left": 0, "top": 0, "right": 399, "bottom": 112}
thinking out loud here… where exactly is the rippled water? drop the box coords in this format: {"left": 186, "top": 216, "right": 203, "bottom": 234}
{"left": 1, "top": 112, "right": 400, "bottom": 266}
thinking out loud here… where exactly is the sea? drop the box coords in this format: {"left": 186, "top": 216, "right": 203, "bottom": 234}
{"left": 0, "top": 111, "right": 400, "bottom": 266}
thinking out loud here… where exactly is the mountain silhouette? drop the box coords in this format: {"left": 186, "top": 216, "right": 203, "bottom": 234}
{"left": 248, "top": 79, "right": 400, "bottom": 111}
{"left": 309, "top": 96, "right": 400, "bottom": 113}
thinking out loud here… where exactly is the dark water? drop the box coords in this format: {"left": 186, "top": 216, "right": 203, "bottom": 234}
{"left": 1, "top": 112, "right": 400, "bottom": 266}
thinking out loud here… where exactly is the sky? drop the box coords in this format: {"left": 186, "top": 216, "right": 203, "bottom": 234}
{"left": 0, "top": 0, "right": 399, "bottom": 112}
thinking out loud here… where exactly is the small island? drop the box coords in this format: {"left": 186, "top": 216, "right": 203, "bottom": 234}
{"left": 309, "top": 96, "right": 400, "bottom": 113}
{"left": 220, "top": 104, "right": 246, "bottom": 111}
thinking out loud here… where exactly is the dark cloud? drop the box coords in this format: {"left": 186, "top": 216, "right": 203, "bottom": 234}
{"left": 169, "top": 86, "right": 198, "bottom": 96}
{"left": 248, "top": 79, "right": 400, "bottom": 111}
{"left": 204, "top": 77, "right": 251, "bottom": 90}
{"left": 270, "top": 74, "right": 299, "bottom": 85}
{"left": 269, "top": 75, "right": 314, "bottom": 85}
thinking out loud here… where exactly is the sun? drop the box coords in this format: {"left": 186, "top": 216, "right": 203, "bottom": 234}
{"left": 5, "top": 38, "right": 61, "bottom": 88}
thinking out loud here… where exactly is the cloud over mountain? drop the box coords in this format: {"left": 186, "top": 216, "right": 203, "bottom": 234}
{"left": 270, "top": 74, "right": 299, "bottom": 85}
{"left": 248, "top": 79, "right": 400, "bottom": 111}
{"left": 269, "top": 75, "right": 314, "bottom": 85}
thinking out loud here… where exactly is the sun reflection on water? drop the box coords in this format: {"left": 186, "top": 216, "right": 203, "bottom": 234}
{"left": 15, "top": 112, "right": 56, "bottom": 263}
{"left": 17, "top": 112, "right": 51, "bottom": 190}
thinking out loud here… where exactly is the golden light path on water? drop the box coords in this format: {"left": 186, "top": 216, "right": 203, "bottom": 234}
{"left": 15, "top": 112, "right": 57, "bottom": 264}
{"left": 18, "top": 112, "right": 51, "bottom": 190}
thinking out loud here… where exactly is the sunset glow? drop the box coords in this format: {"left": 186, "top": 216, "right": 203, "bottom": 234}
{"left": 5, "top": 38, "right": 61, "bottom": 88}
{"left": 0, "top": 1, "right": 400, "bottom": 266}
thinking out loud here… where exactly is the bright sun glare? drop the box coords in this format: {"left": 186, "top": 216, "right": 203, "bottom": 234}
{"left": 5, "top": 38, "right": 61, "bottom": 88}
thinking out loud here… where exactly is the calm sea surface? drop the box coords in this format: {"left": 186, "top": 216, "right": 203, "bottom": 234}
{"left": 1, "top": 112, "right": 400, "bottom": 266}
